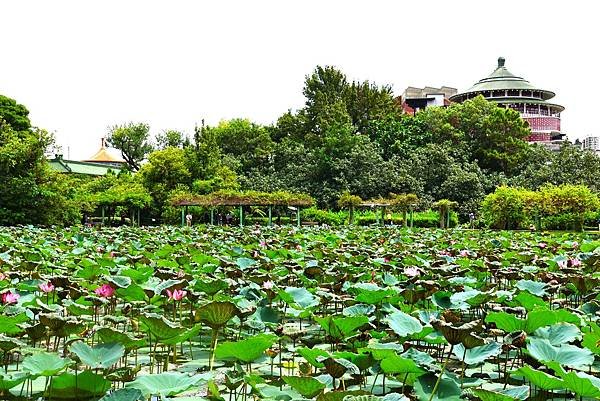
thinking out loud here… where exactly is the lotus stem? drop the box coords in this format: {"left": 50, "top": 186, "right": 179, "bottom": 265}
{"left": 460, "top": 346, "right": 467, "bottom": 388}
{"left": 209, "top": 329, "right": 219, "bottom": 371}
{"left": 428, "top": 344, "right": 453, "bottom": 401}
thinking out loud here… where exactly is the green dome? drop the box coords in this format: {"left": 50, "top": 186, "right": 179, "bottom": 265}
{"left": 450, "top": 57, "right": 557, "bottom": 103}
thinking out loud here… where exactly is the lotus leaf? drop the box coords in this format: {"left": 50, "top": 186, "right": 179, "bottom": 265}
{"left": 511, "top": 364, "right": 564, "bottom": 391}
{"left": 97, "top": 388, "right": 144, "bottom": 401}
{"left": 22, "top": 352, "right": 71, "bottom": 377}
{"left": 69, "top": 341, "right": 125, "bottom": 369}
{"left": 127, "top": 372, "right": 207, "bottom": 397}
{"left": 283, "top": 376, "right": 326, "bottom": 398}
{"left": 215, "top": 333, "right": 277, "bottom": 363}
{"left": 413, "top": 373, "right": 462, "bottom": 401}
{"left": 0, "top": 372, "right": 28, "bottom": 391}
{"left": 533, "top": 323, "right": 581, "bottom": 345}
{"left": 47, "top": 370, "right": 111, "bottom": 399}
{"left": 527, "top": 338, "right": 594, "bottom": 370}
{"left": 197, "top": 301, "right": 240, "bottom": 329}
{"left": 281, "top": 287, "right": 320, "bottom": 308}
{"left": 453, "top": 341, "right": 502, "bottom": 365}
{"left": 379, "top": 354, "right": 425, "bottom": 375}
{"left": 384, "top": 311, "right": 423, "bottom": 337}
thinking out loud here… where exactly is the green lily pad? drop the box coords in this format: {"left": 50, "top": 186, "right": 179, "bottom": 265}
{"left": 511, "top": 364, "right": 564, "bottom": 391}
{"left": 48, "top": 370, "right": 111, "bottom": 399}
{"left": 126, "top": 372, "right": 208, "bottom": 397}
{"left": 69, "top": 341, "right": 125, "bottom": 369}
{"left": 527, "top": 338, "right": 594, "bottom": 370}
{"left": 197, "top": 301, "right": 240, "bottom": 329}
{"left": 283, "top": 376, "right": 326, "bottom": 398}
{"left": 384, "top": 311, "right": 423, "bottom": 337}
{"left": 453, "top": 341, "right": 502, "bottom": 365}
{"left": 413, "top": 372, "right": 461, "bottom": 401}
{"left": 215, "top": 333, "right": 277, "bottom": 363}
{"left": 22, "top": 352, "right": 71, "bottom": 377}
{"left": 98, "top": 388, "right": 144, "bottom": 401}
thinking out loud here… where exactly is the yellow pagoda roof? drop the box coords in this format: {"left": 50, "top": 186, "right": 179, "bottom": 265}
{"left": 84, "top": 139, "right": 126, "bottom": 163}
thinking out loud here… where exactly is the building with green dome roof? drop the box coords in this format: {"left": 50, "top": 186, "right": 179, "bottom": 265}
{"left": 450, "top": 57, "right": 564, "bottom": 143}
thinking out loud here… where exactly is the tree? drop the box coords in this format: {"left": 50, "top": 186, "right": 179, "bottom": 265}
{"left": 302, "top": 66, "right": 400, "bottom": 136}
{"left": 106, "top": 122, "right": 153, "bottom": 171}
{"left": 138, "top": 147, "right": 192, "bottom": 212}
{"left": 0, "top": 107, "right": 82, "bottom": 226}
{"left": 207, "top": 119, "right": 274, "bottom": 172}
{"left": 511, "top": 143, "right": 600, "bottom": 192}
{"left": 480, "top": 186, "right": 532, "bottom": 229}
{"left": 417, "top": 96, "right": 531, "bottom": 174}
{"left": 538, "top": 184, "right": 599, "bottom": 231}
{"left": 0, "top": 94, "right": 31, "bottom": 131}
{"left": 155, "top": 130, "right": 188, "bottom": 149}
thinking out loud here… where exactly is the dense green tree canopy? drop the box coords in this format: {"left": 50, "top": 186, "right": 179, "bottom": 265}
{"left": 0, "top": 94, "right": 82, "bottom": 226}
{"left": 106, "top": 122, "right": 154, "bottom": 171}
{"left": 0, "top": 94, "right": 31, "bottom": 131}
{"left": 2, "top": 66, "right": 599, "bottom": 226}
{"left": 138, "top": 147, "right": 192, "bottom": 210}
{"left": 155, "top": 129, "right": 188, "bottom": 149}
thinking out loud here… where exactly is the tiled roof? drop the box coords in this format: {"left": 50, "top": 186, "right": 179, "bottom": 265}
{"left": 48, "top": 158, "right": 122, "bottom": 176}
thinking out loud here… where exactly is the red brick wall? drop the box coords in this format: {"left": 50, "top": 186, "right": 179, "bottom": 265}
{"left": 524, "top": 116, "right": 561, "bottom": 132}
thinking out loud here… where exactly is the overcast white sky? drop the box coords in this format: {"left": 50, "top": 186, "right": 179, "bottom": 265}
{"left": 1, "top": 1, "right": 598, "bottom": 159}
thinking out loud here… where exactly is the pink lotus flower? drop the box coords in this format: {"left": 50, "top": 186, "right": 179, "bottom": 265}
{"left": 459, "top": 250, "right": 469, "bottom": 257}
{"left": 96, "top": 246, "right": 104, "bottom": 253}
{"left": 538, "top": 242, "right": 547, "bottom": 249}
{"left": 260, "top": 241, "right": 267, "bottom": 248}
{"left": 570, "top": 258, "right": 582, "bottom": 267}
{"left": 95, "top": 284, "right": 115, "bottom": 298}
{"left": 404, "top": 267, "right": 420, "bottom": 278}
{"left": 39, "top": 282, "right": 55, "bottom": 293}
{"left": 557, "top": 260, "right": 567, "bottom": 269}
{"left": 263, "top": 280, "right": 274, "bottom": 290}
{"left": 572, "top": 242, "right": 579, "bottom": 249}
{"left": 295, "top": 245, "right": 302, "bottom": 251}
{"left": 0, "top": 272, "right": 6, "bottom": 281}
{"left": 1, "top": 291, "right": 20, "bottom": 304}
{"left": 384, "top": 257, "right": 391, "bottom": 263}
{"left": 166, "top": 289, "right": 187, "bottom": 301}
{"left": 109, "top": 251, "right": 117, "bottom": 258}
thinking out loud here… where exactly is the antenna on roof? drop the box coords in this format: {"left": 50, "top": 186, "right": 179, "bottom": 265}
{"left": 101, "top": 137, "right": 106, "bottom": 148}
{"left": 498, "top": 57, "right": 505, "bottom": 68}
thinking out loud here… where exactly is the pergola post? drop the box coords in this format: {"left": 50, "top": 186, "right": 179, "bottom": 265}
{"left": 268, "top": 206, "right": 272, "bottom": 227}
{"left": 381, "top": 207, "right": 386, "bottom": 226}
{"left": 181, "top": 208, "right": 185, "bottom": 227}
{"left": 376, "top": 207, "right": 380, "bottom": 225}
{"left": 446, "top": 210, "right": 450, "bottom": 228}
{"left": 239, "top": 205, "right": 244, "bottom": 227}
{"left": 131, "top": 208, "right": 135, "bottom": 226}
{"left": 101, "top": 206, "right": 105, "bottom": 227}
{"left": 210, "top": 208, "right": 214, "bottom": 225}
{"left": 297, "top": 207, "right": 301, "bottom": 228}
{"left": 410, "top": 209, "right": 414, "bottom": 228}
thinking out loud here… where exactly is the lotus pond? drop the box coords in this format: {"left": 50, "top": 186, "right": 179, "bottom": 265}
{"left": 1, "top": 226, "right": 600, "bottom": 401}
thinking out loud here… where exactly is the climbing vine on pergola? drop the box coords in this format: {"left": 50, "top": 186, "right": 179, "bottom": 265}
{"left": 171, "top": 190, "right": 314, "bottom": 227}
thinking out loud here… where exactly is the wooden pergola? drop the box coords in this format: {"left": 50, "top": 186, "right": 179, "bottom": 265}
{"left": 359, "top": 201, "right": 390, "bottom": 226}
{"left": 173, "top": 192, "right": 314, "bottom": 227}
{"left": 359, "top": 200, "right": 416, "bottom": 227}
